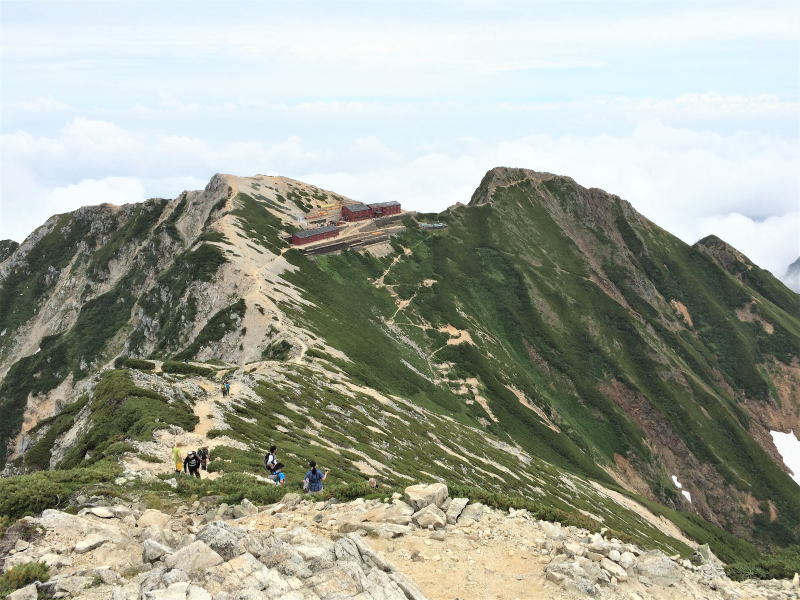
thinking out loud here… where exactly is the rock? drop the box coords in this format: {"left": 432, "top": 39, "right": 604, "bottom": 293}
{"left": 564, "top": 542, "right": 584, "bottom": 558}
{"left": 162, "top": 568, "right": 190, "bottom": 585}
{"left": 89, "top": 506, "right": 115, "bottom": 519}
{"left": 139, "top": 509, "right": 171, "bottom": 528}
{"left": 53, "top": 575, "right": 92, "bottom": 595}
{"left": 636, "top": 551, "right": 682, "bottom": 587}
{"left": 163, "top": 540, "right": 224, "bottom": 572}
{"left": 618, "top": 551, "right": 636, "bottom": 570}
{"left": 403, "top": 483, "right": 448, "bottom": 511}
{"left": 601, "top": 557, "right": 628, "bottom": 581}
{"left": 608, "top": 549, "right": 621, "bottom": 562}
{"left": 39, "top": 553, "right": 73, "bottom": 569}
{"left": 196, "top": 521, "right": 246, "bottom": 561}
{"left": 411, "top": 504, "right": 446, "bottom": 530}
{"left": 111, "top": 505, "right": 133, "bottom": 518}
{"left": 6, "top": 584, "right": 37, "bottom": 600}
{"left": 457, "top": 502, "right": 485, "bottom": 525}
{"left": 74, "top": 534, "right": 109, "bottom": 554}
{"left": 445, "top": 498, "right": 469, "bottom": 525}
{"left": 282, "top": 493, "right": 302, "bottom": 508}
{"left": 143, "top": 539, "right": 173, "bottom": 563}
{"left": 14, "top": 539, "right": 30, "bottom": 552}
{"left": 93, "top": 566, "right": 122, "bottom": 585}
{"left": 144, "top": 582, "right": 190, "bottom": 600}
{"left": 186, "top": 585, "right": 212, "bottom": 600}
{"left": 693, "top": 543, "right": 725, "bottom": 568}
{"left": 240, "top": 499, "right": 258, "bottom": 515}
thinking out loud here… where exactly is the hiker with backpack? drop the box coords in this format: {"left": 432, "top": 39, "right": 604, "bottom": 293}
{"left": 221, "top": 382, "right": 227, "bottom": 398}
{"left": 225, "top": 381, "right": 231, "bottom": 397}
{"left": 197, "top": 447, "right": 210, "bottom": 470}
{"left": 184, "top": 450, "right": 201, "bottom": 478}
{"left": 268, "top": 462, "right": 286, "bottom": 486}
{"left": 264, "top": 445, "right": 278, "bottom": 474}
{"left": 303, "top": 460, "right": 328, "bottom": 493}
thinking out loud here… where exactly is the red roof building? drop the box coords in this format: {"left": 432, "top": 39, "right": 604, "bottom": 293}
{"left": 291, "top": 224, "right": 340, "bottom": 245}
{"left": 341, "top": 203, "right": 372, "bottom": 221}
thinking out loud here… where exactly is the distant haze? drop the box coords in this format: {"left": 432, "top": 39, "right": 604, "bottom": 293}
{"left": 1, "top": 1, "right": 798, "bottom": 276}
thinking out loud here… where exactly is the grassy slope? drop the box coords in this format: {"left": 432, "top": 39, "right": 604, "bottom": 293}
{"left": 282, "top": 177, "right": 799, "bottom": 551}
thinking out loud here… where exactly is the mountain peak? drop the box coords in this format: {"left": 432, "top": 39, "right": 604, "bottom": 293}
{"left": 468, "top": 167, "right": 570, "bottom": 206}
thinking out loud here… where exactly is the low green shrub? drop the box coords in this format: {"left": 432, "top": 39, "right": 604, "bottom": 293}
{"left": 161, "top": 361, "right": 216, "bottom": 377}
{"left": 0, "top": 562, "right": 49, "bottom": 595}
{"left": 726, "top": 545, "right": 800, "bottom": 581}
{"left": 0, "top": 461, "right": 119, "bottom": 519}
{"left": 114, "top": 357, "right": 156, "bottom": 370}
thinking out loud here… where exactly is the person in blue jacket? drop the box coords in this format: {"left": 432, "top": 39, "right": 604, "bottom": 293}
{"left": 303, "top": 460, "right": 328, "bottom": 493}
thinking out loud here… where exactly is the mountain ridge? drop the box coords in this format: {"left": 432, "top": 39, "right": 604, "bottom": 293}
{"left": 1, "top": 167, "right": 798, "bottom": 565}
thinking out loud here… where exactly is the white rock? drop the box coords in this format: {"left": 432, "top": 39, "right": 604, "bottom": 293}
{"left": 89, "top": 506, "right": 115, "bottom": 518}
{"left": 139, "top": 509, "right": 171, "bottom": 528}
{"left": 39, "top": 553, "right": 73, "bottom": 569}
{"left": 6, "top": 584, "right": 37, "bottom": 600}
{"left": 240, "top": 498, "right": 258, "bottom": 516}
{"left": 445, "top": 498, "right": 469, "bottom": 525}
{"left": 144, "top": 582, "right": 190, "bottom": 600}
{"left": 608, "top": 549, "right": 621, "bottom": 562}
{"left": 403, "top": 483, "right": 449, "bottom": 511}
{"left": 164, "top": 540, "right": 223, "bottom": 572}
{"left": 618, "top": 551, "right": 636, "bottom": 570}
{"left": 601, "top": 557, "right": 628, "bottom": 581}
{"left": 74, "top": 534, "right": 109, "bottom": 554}
{"left": 412, "top": 504, "right": 446, "bottom": 530}
{"left": 457, "top": 503, "right": 485, "bottom": 525}
{"left": 143, "top": 539, "right": 173, "bottom": 562}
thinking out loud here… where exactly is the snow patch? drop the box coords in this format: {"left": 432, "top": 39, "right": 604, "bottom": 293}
{"left": 672, "top": 475, "right": 692, "bottom": 502}
{"left": 770, "top": 430, "right": 800, "bottom": 487}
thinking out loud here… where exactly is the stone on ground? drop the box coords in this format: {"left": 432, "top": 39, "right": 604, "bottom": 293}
{"left": 403, "top": 483, "right": 449, "bottom": 511}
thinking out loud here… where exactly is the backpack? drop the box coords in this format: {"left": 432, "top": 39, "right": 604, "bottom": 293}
{"left": 264, "top": 452, "right": 276, "bottom": 471}
{"left": 186, "top": 455, "right": 199, "bottom": 468}
{"left": 198, "top": 448, "right": 208, "bottom": 460}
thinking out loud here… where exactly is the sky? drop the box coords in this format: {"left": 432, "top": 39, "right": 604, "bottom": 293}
{"left": 1, "top": 0, "right": 799, "bottom": 277}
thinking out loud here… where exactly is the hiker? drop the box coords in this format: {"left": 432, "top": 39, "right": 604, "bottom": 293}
{"left": 197, "top": 447, "right": 210, "bottom": 470}
{"left": 264, "top": 445, "right": 278, "bottom": 473}
{"left": 172, "top": 442, "right": 183, "bottom": 474}
{"left": 221, "top": 382, "right": 227, "bottom": 398}
{"left": 269, "top": 462, "right": 286, "bottom": 486}
{"left": 184, "top": 450, "right": 201, "bottom": 478}
{"left": 225, "top": 381, "right": 231, "bottom": 396}
{"left": 303, "top": 460, "right": 328, "bottom": 493}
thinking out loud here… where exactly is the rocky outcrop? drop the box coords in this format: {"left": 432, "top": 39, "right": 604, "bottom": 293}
{"left": 2, "top": 485, "right": 797, "bottom": 600}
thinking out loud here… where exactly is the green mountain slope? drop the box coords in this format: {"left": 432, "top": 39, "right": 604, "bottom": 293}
{"left": 1, "top": 167, "right": 797, "bottom": 563}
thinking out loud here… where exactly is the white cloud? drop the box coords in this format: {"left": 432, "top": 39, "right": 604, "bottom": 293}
{"left": 2, "top": 117, "right": 798, "bottom": 277}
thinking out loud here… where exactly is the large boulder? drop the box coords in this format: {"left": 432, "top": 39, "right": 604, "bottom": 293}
{"left": 411, "top": 504, "right": 446, "bottom": 530}
{"left": 163, "top": 540, "right": 224, "bottom": 572}
{"left": 445, "top": 498, "right": 469, "bottom": 525}
{"left": 196, "top": 521, "right": 246, "bottom": 561}
{"left": 457, "top": 502, "right": 485, "bottom": 525}
{"left": 143, "top": 539, "right": 173, "bottom": 563}
{"left": 403, "top": 483, "right": 448, "bottom": 511}
{"left": 635, "top": 551, "right": 682, "bottom": 587}
{"left": 207, "top": 553, "right": 277, "bottom": 591}
{"left": 138, "top": 509, "right": 171, "bottom": 528}
{"left": 6, "top": 584, "right": 37, "bottom": 600}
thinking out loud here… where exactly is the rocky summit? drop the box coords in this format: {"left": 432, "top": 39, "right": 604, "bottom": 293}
{"left": 2, "top": 484, "right": 798, "bottom": 600}
{"left": 0, "top": 167, "right": 799, "bottom": 596}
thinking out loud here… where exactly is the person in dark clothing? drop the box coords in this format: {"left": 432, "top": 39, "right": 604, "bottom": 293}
{"left": 184, "top": 450, "right": 201, "bottom": 478}
{"left": 264, "top": 445, "right": 278, "bottom": 473}
{"left": 197, "top": 447, "right": 210, "bottom": 470}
